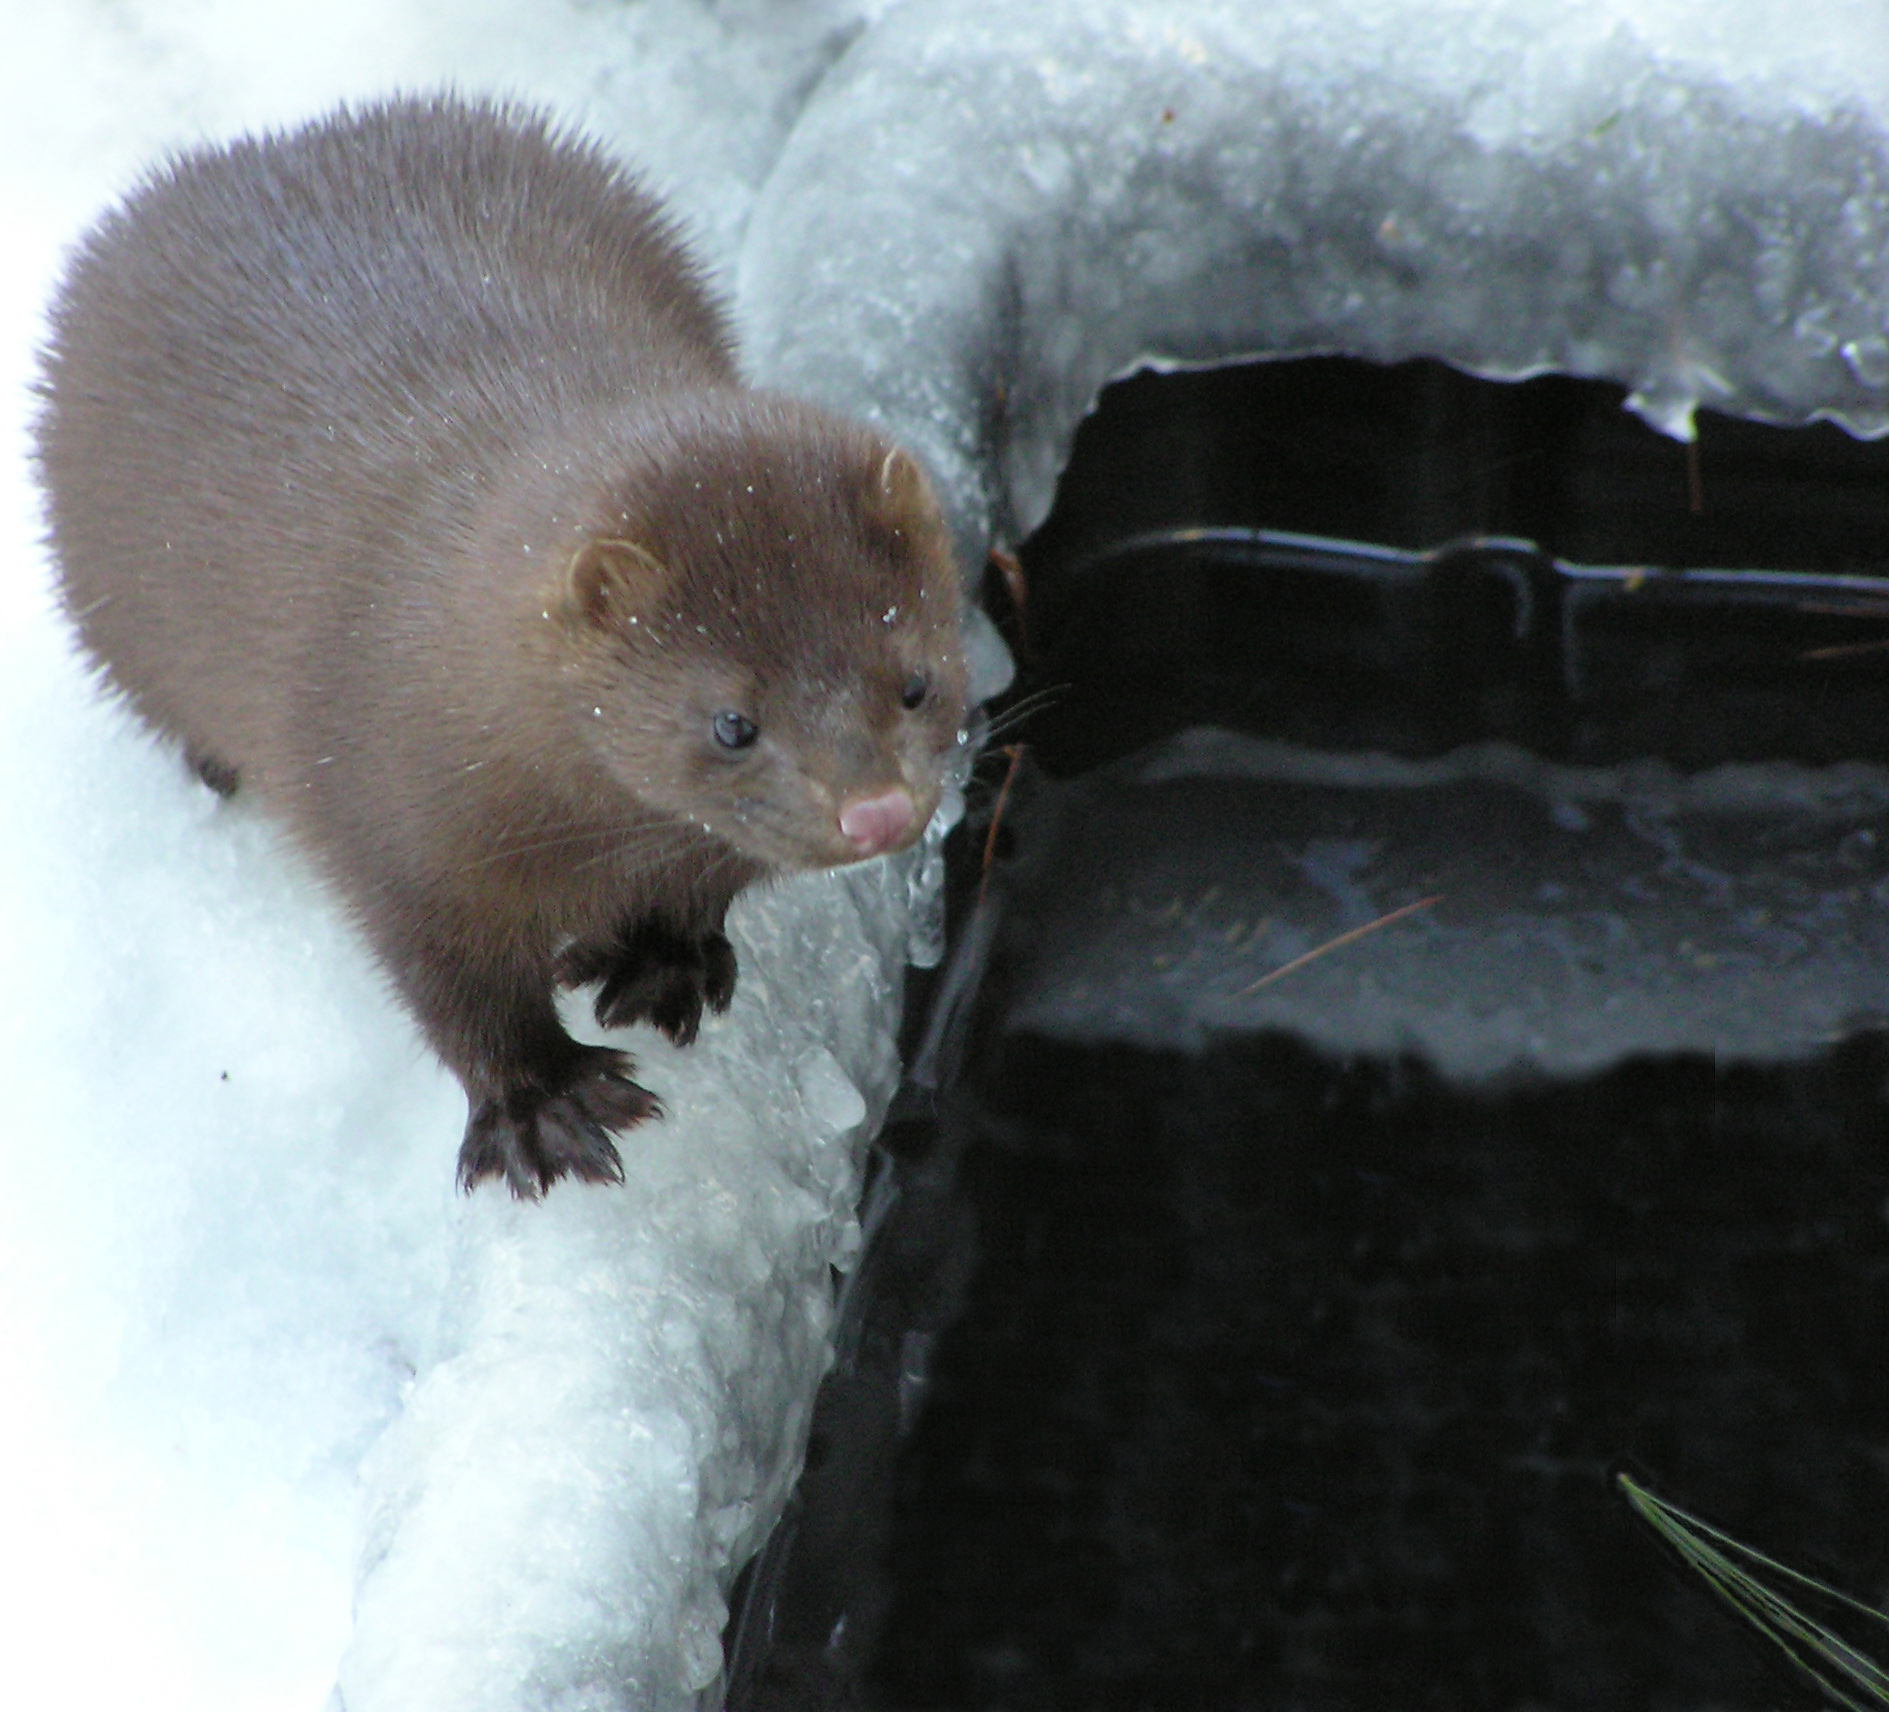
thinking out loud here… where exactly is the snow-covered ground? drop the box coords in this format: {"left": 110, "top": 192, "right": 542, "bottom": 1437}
{"left": 4, "top": 2, "right": 1888, "bottom": 1708}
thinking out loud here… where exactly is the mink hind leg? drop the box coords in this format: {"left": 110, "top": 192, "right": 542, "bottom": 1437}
{"left": 555, "top": 907, "right": 738, "bottom": 1047}
{"left": 380, "top": 910, "right": 661, "bottom": 1198}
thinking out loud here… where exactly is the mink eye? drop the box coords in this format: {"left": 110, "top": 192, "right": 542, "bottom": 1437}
{"left": 712, "top": 710, "right": 758, "bottom": 751}
{"left": 900, "top": 671, "right": 930, "bottom": 711}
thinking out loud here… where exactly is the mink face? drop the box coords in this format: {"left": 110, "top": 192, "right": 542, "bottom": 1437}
{"left": 549, "top": 403, "right": 969, "bottom": 873}
{"left": 34, "top": 95, "right": 972, "bottom": 1197}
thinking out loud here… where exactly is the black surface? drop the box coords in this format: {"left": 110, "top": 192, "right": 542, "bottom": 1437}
{"left": 725, "top": 354, "right": 1889, "bottom": 1711}
{"left": 1000, "top": 358, "right": 1889, "bottom": 774}
{"left": 1023, "top": 358, "right": 1889, "bottom": 585}
{"left": 865, "top": 1033, "right": 1889, "bottom": 1712}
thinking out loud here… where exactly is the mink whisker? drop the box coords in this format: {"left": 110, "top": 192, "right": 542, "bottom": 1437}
{"left": 455, "top": 826, "right": 619, "bottom": 872}
{"left": 980, "top": 683, "right": 1065, "bottom": 743}
{"left": 459, "top": 820, "right": 703, "bottom": 875}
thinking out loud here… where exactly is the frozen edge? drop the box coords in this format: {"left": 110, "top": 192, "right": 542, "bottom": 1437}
{"left": 1004, "top": 729, "right": 1889, "bottom": 1080}
{"left": 737, "top": 0, "right": 1889, "bottom": 576}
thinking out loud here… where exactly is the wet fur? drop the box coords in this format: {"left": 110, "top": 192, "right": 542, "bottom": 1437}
{"left": 36, "top": 96, "right": 966, "bottom": 1195}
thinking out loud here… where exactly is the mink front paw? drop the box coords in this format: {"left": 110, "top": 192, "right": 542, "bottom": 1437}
{"left": 556, "top": 922, "right": 738, "bottom": 1047}
{"left": 456, "top": 1044, "right": 661, "bottom": 1199}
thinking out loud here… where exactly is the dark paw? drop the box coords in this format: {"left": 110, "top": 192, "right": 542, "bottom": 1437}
{"left": 700, "top": 931, "right": 736, "bottom": 1012}
{"left": 556, "top": 923, "right": 739, "bottom": 1047}
{"left": 455, "top": 1045, "right": 661, "bottom": 1199}
{"left": 187, "top": 744, "right": 240, "bottom": 798}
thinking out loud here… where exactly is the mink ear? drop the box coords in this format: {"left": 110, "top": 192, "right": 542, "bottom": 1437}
{"left": 561, "top": 537, "right": 665, "bottom": 629}
{"left": 878, "top": 446, "right": 924, "bottom": 509}
{"left": 871, "top": 446, "right": 937, "bottom": 544}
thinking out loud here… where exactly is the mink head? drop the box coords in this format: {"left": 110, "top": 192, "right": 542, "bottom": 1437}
{"left": 548, "top": 395, "right": 969, "bottom": 872}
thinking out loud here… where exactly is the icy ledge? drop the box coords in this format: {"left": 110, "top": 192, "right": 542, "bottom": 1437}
{"left": 333, "top": 837, "right": 940, "bottom": 1711}
{"left": 1004, "top": 731, "right": 1889, "bottom": 1080}
{"left": 738, "top": 0, "right": 1889, "bottom": 569}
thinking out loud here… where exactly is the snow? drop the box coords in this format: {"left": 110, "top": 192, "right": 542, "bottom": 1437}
{"left": 337, "top": 866, "right": 922, "bottom": 1712}
{"left": 5, "top": 0, "right": 1889, "bottom": 1707}
{"left": 739, "top": 0, "right": 1889, "bottom": 570}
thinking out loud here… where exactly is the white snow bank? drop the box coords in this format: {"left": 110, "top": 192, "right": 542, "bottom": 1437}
{"left": 738, "top": 0, "right": 1889, "bottom": 569}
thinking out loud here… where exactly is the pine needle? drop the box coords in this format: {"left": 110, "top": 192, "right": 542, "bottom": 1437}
{"left": 1616, "top": 1472, "right": 1889, "bottom": 1711}
{"left": 977, "top": 743, "right": 1026, "bottom": 908}
{"left": 1233, "top": 894, "right": 1442, "bottom": 997}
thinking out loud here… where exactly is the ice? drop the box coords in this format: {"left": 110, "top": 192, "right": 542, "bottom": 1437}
{"left": 1001, "top": 731, "right": 1889, "bottom": 1079}
{"left": 337, "top": 865, "right": 914, "bottom": 1712}
{"left": 8, "top": 0, "right": 1889, "bottom": 1707}
{"left": 739, "top": 0, "right": 1889, "bottom": 569}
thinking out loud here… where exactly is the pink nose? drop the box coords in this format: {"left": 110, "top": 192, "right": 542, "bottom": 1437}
{"left": 839, "top": 787, "right": 916, "bottom": 857}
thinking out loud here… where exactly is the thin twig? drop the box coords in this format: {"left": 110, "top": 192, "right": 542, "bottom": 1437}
{"left": 1234, "top": 894, "right": 1442, "bottom": 997}
{"left": 989, "top": 546, "right": 1032, "bottom": 660}
{"left": 977, "top": 744, "right": 1026, "bottom": 908}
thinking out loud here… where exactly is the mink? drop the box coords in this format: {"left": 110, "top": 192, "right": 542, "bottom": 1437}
{"left": 36, "top": 95, "right": 968, "bottom": 1196}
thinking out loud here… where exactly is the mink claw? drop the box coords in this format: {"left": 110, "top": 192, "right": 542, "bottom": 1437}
{"left": 455, "top": 1047, "right": 659, "bottom": 1198}
{"left": 701, "top": 930, "right": 736, "bottom": 1013}
{"left": 576, "top": 1057, "right": 665, "bottom": 1131}
{"left": 568, "top": 923, "right": 741, "bottom": 1044}
{"left": 456, "top": 1097, "right": 623, "bottom": 1200}
{"left": 595, "top": 961, "right": 707, "bottom": 1043}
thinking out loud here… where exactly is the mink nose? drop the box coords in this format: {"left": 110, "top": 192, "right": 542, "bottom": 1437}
{"left": 839, "top": 787, "right": 917, "bottom": 858}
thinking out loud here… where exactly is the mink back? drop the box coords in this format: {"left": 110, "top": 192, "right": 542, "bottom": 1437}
{"left": 34, "top": 94, "right": 736, "bottom": 790}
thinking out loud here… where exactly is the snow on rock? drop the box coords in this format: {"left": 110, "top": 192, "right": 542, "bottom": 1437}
{"left": 739, "top": 0, "right": 1889, "bottom": 571}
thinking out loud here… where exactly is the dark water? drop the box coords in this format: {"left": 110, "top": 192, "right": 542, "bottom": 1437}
{"left": 864, "top": 1032, "right": 1889, "bottom": 1711}
{"left": 728, "top": 354, "right": 1889, "bottom": 1710}
{"left": 1004, "top": 358, "right": 1889, "bottom": 777}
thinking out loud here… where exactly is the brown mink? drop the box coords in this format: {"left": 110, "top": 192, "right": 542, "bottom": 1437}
{"left": 35, "top": 95, "right": 968, "bottom": 1197}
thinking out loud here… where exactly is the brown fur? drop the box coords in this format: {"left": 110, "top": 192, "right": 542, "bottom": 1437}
{"left": 35, "top": 95, "right": 967, "bottom": 1196}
